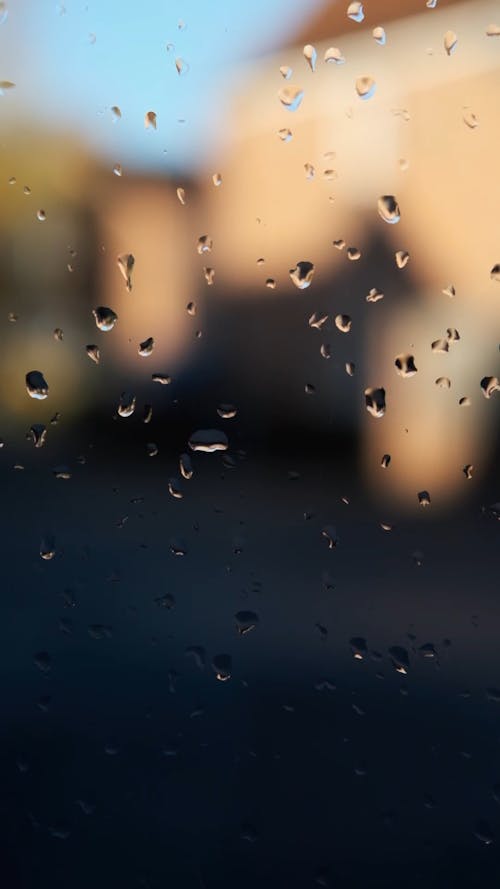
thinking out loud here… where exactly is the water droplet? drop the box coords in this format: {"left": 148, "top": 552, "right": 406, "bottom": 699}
{"left": 426, "top": 0, "right": 437, "bottom": 7}
{"left": 93, "top": 306, "right": 117, "bottom": 331}
{"left": 86, "top": 344, "right": 100, "bottom": 364}
{"left": 144, "top": 110, "right": 157, "bottom": 129}
{"left": 486, "top": 23, "right": 500, "bottom": 37}
{"left": 279, "top": 65, "right": 293, "bottom": 79}
{"left": 53, "top": 464, "right": 71, "bottom": 480}
{"left": 350, "top": 637, "right": 367, "bottom": 659}
{"left": 265, "top": 277, "right": 276, "bottom": 289}
{"left": 34, "top": 650, "right": 51, "bottom": 671}
{"left": 53, "top": 327, "right": 63, "bottom": 341}
{"left": 289, "top": 261, "right": 315, "bottom": 289}
{"left": 23, "top": 185, "right": 31, "bottom": 195}
{"left": 278, "top": 127, "right": 292, "bottom": 142}
{"left": 444, "top": 30, "right": 457, "bottom": 56}
{"left": 333, "top": 239, "right": 345, "bottom": 250}
{"left": 146, "top": 442, "right": 158, "bottom": 457}
{"left": 377, "top": 195, "right": 400, "bottom": 224}
{"left": 324, "top": 46, "right": 345, "bottom": 64}
{"left": 320, "top": 343, "right": 331, "bottom": 359}
{"left": 463, "top": 464, "right": 474, "bottom": 479}
{"left": 490, "top": 264, "right": 500, "bottom": 281}
{"left": 418, "top": 490, "right": 431, "bottom": 507}
{"left": 138, "top": 337, "right": 154, "bottom": 357}
{"left": 36, "top": 209, "right": 46, "bottom": 222}
{"left": 305, "top": 383, "right": 316, "bottom": 395}
{"left": 373, "top": 26, "right": 386, "bottom": 45}
{"left": 175, "top": 57, "right": 189, "bottom": 75}
{"left": 168, "top": 477, "right": 183, "bottom": 499}
{"left": 0, "top": 80, "right": 15, "bottom": 93}
{"left": 345, "top": 361, "right": 355, "bottom": 376}
{"left": 26, "top": 370, "right": 48, "bottom": 400}
{"left": 459, "top": 396, "right": 471, "bottom": 407}
{"left": 395, "top": 250, "right": 410, "bottom": 269}
{"left": 29, "top": 424, "right": 47, "bottom": 448}
{"left": 8, "top": 176, "right": 15, "bottom": 186}
{"left": 474, "top": 820, "right": 494, "bottom": 845}
{"left": 39, "top": 536, "right": 55, "bottom": 560}
{"left": 480, "top": 376, "right": 500, "bottom": 399}
{"left": 446, "top": 327, "right": 460, "bottom": 343}
{"left": 197, "top": 234, "right": 213, "bottom": 254}
{"left": 364, "top": 387, "right": 386, "bottom": 418}
{"left": 111, "top": 105, "right": 121, "bottom": 121}
{"left": 463, "top": 108, "right": 479, "bottom": 129}
{"left": 335, "top": 314, "right": 352, "bottom": 333}
{"left": 212, "top": 653, "right": 232, "bottom": 681}
{"left": 303, "top": 44, "right": 317, "bottom": 72}
{"left": 117, "top": 392, "right": 136, "bottom": 418}
{"left": 235, "top": 610, "right": 259, "bottom": 635}
{"left": 389, "top": 645, "right": 409, "bottom": 674}
{"left": 143, "top": 404, "right": 153, "bottom": 423}
{"left": 442, "top": 283, "right": 455, "bottom": 298}
{"left": 347, "top": 246, "right": 361, "bottom": 260}
{"left": 381, "top": 453, "right": 391, "bottom": 468}
{"left": 394, "top": 353, "right": 418, "bottom": 377}
{"left": 355, "top": 75, "right": 376, "bottom": 100}
{"left": 278, "top": 85, "right": 304, "bottom": 111}
{"left": 117, "top": 253, "right": 134, "bottom": 292}
{"left": 113, "top": 163, "right": 122, "bottom": 177}
{"left": 217, "top": 403, "right": 237, "bottom": 419}
{"left": 435, "top": 376, "right": 451, "bottom": 388}
{"left": 0, "top": 3, "right": 8, "bottom": 25}
{"left": 203, "top": 266, "right": 215, "bottom": 285}
{"left": 321, "top": 525, "right": 338, "bottom": 549}
{"left": 151, "top": 373, "right": 171, "bottom": 385}
{"left": 347, "top": 2, "right": 364, "bottom": 23}
{"left": 179, "top": 452, "right": 193, "bottom": 479}
{"left": 366, "top": 287, "right": 384, "bottom": 303}
{"left": 304, "top": 162, "right": 315, "bottom": 180}
{"left": 188, "top": 429, "right": 228, "bottom": 453}
{"left": 431, "top": 338, "right": 449, "bottom": 353}
{"left": 309, "top": 312, "right": 328, "bottom": 329}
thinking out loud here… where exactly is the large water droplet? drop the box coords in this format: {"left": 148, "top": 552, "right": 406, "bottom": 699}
{"left": 377, "top": 195, "right": 400, "bottom": 224}
{"left": 26, "top": 370, "right": 48, "bottom": 400}
{"left": 93, "top": 306, "right": 118, "bottom": 331}
{"left": 278, "top": 85, "right": 304, "bottom": 111}
{"left": 289, "top": 261, "right": 315, "bottom": 289}
{"left": 188, "top": 429, "right": 228, "bottom": 453}
{"left": 480, "top": 376, "right": 500, "bottom": 399}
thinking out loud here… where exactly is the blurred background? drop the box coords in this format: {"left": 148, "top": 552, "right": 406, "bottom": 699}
{"left": 1, "top": 1, "right": 500, "bottom": 887}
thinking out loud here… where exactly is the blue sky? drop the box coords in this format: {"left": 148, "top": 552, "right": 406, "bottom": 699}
{"left": 0, "top": 0, "right": 323, "bottom": 173}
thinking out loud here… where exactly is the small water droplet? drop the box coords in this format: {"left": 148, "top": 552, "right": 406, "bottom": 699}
{"left": 265, "top": 277, "right": 276, "bottom": 289}
{"left": 111, "top": 105, "right": 121, "bottom": 121}
{"left": 347, "top": 2, "right": 364, "bottom": 23}
{"left": 347, "top": 246, "right": 361, "bottom": 260}
{"left": 366, "top": 287, "right": 384, "bottom": 303}
{"left": 309, "top": 312, "right": 328, "bottom": 329}
{"left": 463, "top": 464, "right": 474, "bottom": 480}
{"left": 217, "top": 403, "right": 237, "bottom": 419}
{"left": 117, "top": 392, "right": 136, "bottom": 418}
{"left": 39, "top": 536, "right": 55, "bottom": 561}
{"left": 333, "top": 239, "right": 346, "bottom": 250}
{"left": 8, "top": 176, "right": 16, "bottom": 185}
{"left": 113, "top": 163, "right": 122, "bottom": 177}
{"left": 179, "top": 452, "right": 193, "bottom": 479}
{"left": 26, "top": 370, "right": 48, "bottom": 400}
{"left": 490, "top": 264, "right": 500, "bottom": 281}
{"left": 355, "top": 75, "right": 376, "bottom": 100}
{"left": 278, "top": 127, "right": 292, "bottom": 142}
{"left": 188, "top": 429, "right": 228, "bottom": 453}
{"left": 175, "top": 57, "right": 189, "bottom": 75}
{"left": 151, "top": 373, "right": 171, "bottom": 385}
{"left": 365, "top": 387, "right": 386, "bottom": 418}
{"left": 459, "top": 396, "right": 471, "bottom": 407}
{"left": 486, "top": 23, "right": 500, "bottom": 36}
{"left": 435, "top": 376, "right": 451, "bottom": 388}
{"left": 0, "top": 3, "right": 8, "bottom": 25}
{"left": 93, "top": 306, "right": 117, "bottom": 331}
{"left": 444, "top": 30, "right": 457, "bottom": 55}
{"left": 381, "top": 453, "right": 391, "bottom": 468}
{"left": 117, "top": 253, "right": 134, "bottom": 292}
{"left": 144, "top": 110, "right": 157, "bottom": 129}
{"left": 29, "top": 424, "right": 47, "bottom": 448}
{"left": 431, "top": 338, "right": 449, "bottom": 353}
{"left": 378, "top": 195, "right": 400, "bottom": 224}
{"left": 373, "top": 26, "right": 386, "bottom": 45}
{"left": 0, "top": 80, "right": 15, "bottom": 94}
{"left": 395, "top": 250, "right": 410, "bottom": 269}
{"left": 146, "top": 442, "right": 158, "bottom": 457}
{"left": 335, "top": 314, "right": 352, "bottom": 333}
{"left": 480, "top": 376, "right": 500, "bottom": 399}
{"left": 418, "top": 490, "right": 431, "bottom": 507}
{"left": 426, "top": 0, "right": 438, "bottom": 7}
{"left": 53, "top": 327, "right": 63, "bottom": 341}
{"left": 143, "top": 404, "right": 153, "bottom": 423}
{"left": 197, "top": 234, "right": 213, "bottom": 254}
{"left": 168, "top": 477, "right": 183, "bottom": 499}
{"left": 138, "top": 337, "right": 154, "bottom": 357}
{"left": 303, "top": 44, "right": 317, "bottom": 72}
{"left": 395, "top": 353, "right": 418, "bottom": 377}
{"left": 474, "top": 820, "right": 494, "bottom": 846}
{"left": 304, "top": 162, "right": 315, "bottom": 180}
{"left": 279, "top": 65, "right": 292, "bottom": 79}
{"left": 324, "top": 46, "right": 345, "bottom": 64}
{"left": 442, "top": 283, "right": 455, "bottom": 298}
{"left": 23, "top": 185, "right": 31, "bottom": 195}
{"left": 186, "top": 301, "right": 196, "bottom": 315}
{"left": 36, "top": 209, "right": 46, "bottom": 222}
{"left": 278, "top": 85, "right": 304, "bottom": 111}
{"left": 203, "top": 266, "right": 215, "bottom": 285}
{"left": 212, "top": 653, "right": 232, "bottom": 681}
{"left": 235, "top": 610, "right": 259, "bottom": 635}
{"left": 320, "top": 343, "right": 331, "bottom": 359}
{"left": 289, "top": 261, "right": 315, "bottom": 289}
{"left": 389, "top": 645, "right": 410, "bottom": 674}
{"left": 86, "top": 344, "right": 100, "bottom": 364}
{"left": 345, "top": 361, "right": 355, "bottom": 376}
{"left": 463, "top": 108, "right": 479, "bottom": 129}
